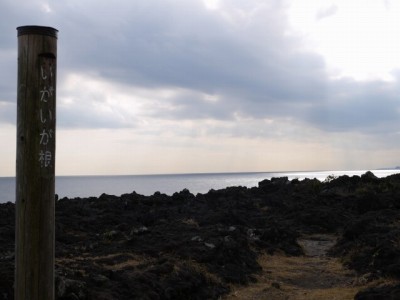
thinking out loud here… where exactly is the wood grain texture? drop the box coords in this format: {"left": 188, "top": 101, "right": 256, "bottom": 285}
{"left": 15, "top": 26, "right": 57, "bottom": 300}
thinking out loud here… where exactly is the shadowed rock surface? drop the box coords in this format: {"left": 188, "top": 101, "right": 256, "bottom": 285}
{"left": 1, "top": 171, "right": 400, "bottom": 299}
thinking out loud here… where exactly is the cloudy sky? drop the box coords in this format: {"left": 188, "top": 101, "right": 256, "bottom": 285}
{"left": 1, "top": 0, "right": 400, "bottom": 176}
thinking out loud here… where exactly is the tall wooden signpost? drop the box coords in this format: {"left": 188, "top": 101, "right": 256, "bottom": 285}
{"left": 15, "top": 26, "right": 58, "bottom": 300}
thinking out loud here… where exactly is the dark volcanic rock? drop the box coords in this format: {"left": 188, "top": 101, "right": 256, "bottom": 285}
{"left": 355, "top": 284, "right": 400, "bottom": 300}
{"left": 1, "top": 171, "right": 400, "bottom": 299}
{"left": 331, "top": 209, "right": 400, "bottom": 277}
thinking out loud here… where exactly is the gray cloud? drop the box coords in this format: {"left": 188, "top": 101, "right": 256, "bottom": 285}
{"left": 0, "top": 0, "right": 399, "bottom": 142}
{"left": 307, "top": 78, "right": 400, "bottom": 133}
{"left": 316, "top": 4, "right": 338, "bottom": 20}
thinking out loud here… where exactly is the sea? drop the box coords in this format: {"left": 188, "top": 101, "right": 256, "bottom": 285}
{"left": 1, "top": 169, "right": 399, "bottom": 204}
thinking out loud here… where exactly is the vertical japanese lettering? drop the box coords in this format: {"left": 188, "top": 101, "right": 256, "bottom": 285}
{"left": 38, "top": 56, "right": 55, "bottom": 168}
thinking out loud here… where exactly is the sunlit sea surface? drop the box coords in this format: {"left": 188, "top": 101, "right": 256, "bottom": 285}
{"left": 1, "top": 169, "right": 399, "bottom": 203}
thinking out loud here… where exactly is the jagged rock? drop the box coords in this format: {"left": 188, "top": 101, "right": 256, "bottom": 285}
{"left": 191, "top": 236, "right": 202, "bottom": 242}
{"left": 56, "top": 276, "right": 87, "bottom": 299}
{"left": 1, "top": 172, "right": 400, "bottom": 299}
{"left": 361, "top": 171, "right": 378, "bottom": 182}
{"left": 271, "top": 177, "right": 289, "bottom": 185}
{"left": 355, "top": 284, "right": 400, "bottom": 300}
{"left": 130, "top": 226, "right": 149, "bottom": 236}
{"left": 91, "top": 274, "right": 110, "bottom": 287}
{"left": 204, "top": 242, "right": 215, "bottom": 249}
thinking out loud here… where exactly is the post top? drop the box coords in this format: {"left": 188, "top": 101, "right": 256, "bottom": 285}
{"left": 17, "top": 26, "right": 58, "bottom": 38}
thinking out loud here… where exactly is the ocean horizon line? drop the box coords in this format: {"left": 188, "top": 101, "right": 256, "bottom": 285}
{"left": 2, "top": 169, "right": 400, "bottom": 203}
{"left": 2, "top": 167, "right": 398, "bottom": 179}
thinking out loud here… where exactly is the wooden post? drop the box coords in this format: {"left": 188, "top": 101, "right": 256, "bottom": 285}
{"left": 15, "top": 26, "right": 58, "bottom": 300}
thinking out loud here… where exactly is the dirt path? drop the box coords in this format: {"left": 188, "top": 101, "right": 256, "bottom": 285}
{"left": 223, "top": 234, "right": 377, "bottom": 300}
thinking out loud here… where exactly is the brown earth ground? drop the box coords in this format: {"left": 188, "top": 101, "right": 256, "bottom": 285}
{"left": 223, "top": 234, "right": 397, "bottom": 300}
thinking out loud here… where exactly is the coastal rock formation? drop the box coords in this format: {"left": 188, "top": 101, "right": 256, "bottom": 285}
{"left": 1, "top": 172, "right": 400, "bottom": 299}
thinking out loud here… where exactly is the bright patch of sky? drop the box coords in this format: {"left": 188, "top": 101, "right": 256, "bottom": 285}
{"left": 288, "top": 0, "right": 400, "bottom": 81}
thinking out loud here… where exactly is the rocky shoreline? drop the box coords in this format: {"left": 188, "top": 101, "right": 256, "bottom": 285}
{"left": 1, "top": 171, "right": 400, "bottom": 299}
